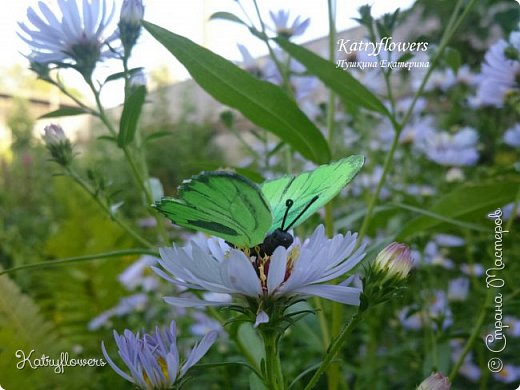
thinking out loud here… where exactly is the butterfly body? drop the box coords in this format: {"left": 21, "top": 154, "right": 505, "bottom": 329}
{"left": 154, "top": 155, "right": 365, "bottom": 251}
{"left": 255, "top": 228, "right": 294, "bottom": 257}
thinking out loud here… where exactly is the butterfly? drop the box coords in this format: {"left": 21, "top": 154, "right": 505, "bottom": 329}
{"left": 154, "top": 155, "right": 364, "bottom": 256}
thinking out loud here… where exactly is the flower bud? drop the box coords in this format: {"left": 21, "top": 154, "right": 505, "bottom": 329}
{"left": 42, "top": 124, "right": 73, "bottom": 166}
{"left": 374, "top": 242, "right": 413, "bottom": 280}
{"left": 417, "top": 372, "right": 451, "bottom": 390}
{"left": 119, "top": 0, "right": 144, "bottom": 54}
{"left": 120, "top": 0, "right": 145, "bottom": 25}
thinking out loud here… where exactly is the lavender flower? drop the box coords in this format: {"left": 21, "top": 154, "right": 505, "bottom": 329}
{"left": 493, "top": 364, "right": 520, "bottom": 383}
{"left": 475, "top": 33, "right": 520, "bottom": 107}
{"left": 269, "top": 10, "right": 310, "bottom": 38}
{"left": 447, "top": 277, "right": 470, "bottom": 302}
{"left": 102, "top": 321, "right": 217, "bottom": 389}
{"left": 18, "top": 0, "right": 118, "bottom": 77}
{"left": 88, "top": 293, "right": 148, "bottom": 330}
{"left": 418, "top": 127, "right": 479, "bottom": 167}
{"left": 154, "top": 225, "right": 365, "bottom": 325}
{"left": 504, "top": 123, "right": 520, "bottom": 147}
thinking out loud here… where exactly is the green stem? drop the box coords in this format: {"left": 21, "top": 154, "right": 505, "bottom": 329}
{"left": 0, "top": 248, "right": 158, "bottom": 275}
{"left": 86, "top": 77, "right": 169, "bottom": 244}
{"left": 304, "top": 310, "right": 364, "bottom": 390}
{"left": 325, "top": 2, "right": 344, "bottom": 389}
{"left": 66, "top": 167, "right": 154, "bottom": 248}
{"left": 251, "top": 0, "right": 291, "bottom": 91}
{"left": 448, "top": 289, "right": 492, "bottom": 381}
{"left": 263, "top": 331, "right": 284, "bottom": 390}
{"left": 356, "top": 0, "right": 477, "bottom": 243}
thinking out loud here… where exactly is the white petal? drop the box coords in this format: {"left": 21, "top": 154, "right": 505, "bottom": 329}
{"left": 221, "top": 252, "right": 262, "bottom": 296}
{"left": 254, "top": 311, "right": 270, "bottom": 327}
{"left": 267, "top": 246, "right": 287, "bottom": 294}
{"left": 292, "top": 284, "right": 361, "bottom": 305}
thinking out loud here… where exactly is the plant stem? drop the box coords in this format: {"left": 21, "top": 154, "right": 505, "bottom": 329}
{"left": 304, "top": 310, "right": 364, "bottom": 390}
{"left": 448, "top": 289, "right": 492, "bottom": 381}
{"left": 324, "top": 1, "right": 345, "bottom": 389}
{"left": 263, "top": 330, "right": 284, "bottom": 390}
{"left": 356, "top": 0, "right": 477, "bottom": 243}
{"left": 86, "top": 77, "right": 169, "bottom": 244}
{"left": 0, "top": 248, "right": 158, "bottom": 275}
{"left": 66, "top": 167, "right": 154, "bottom": 248}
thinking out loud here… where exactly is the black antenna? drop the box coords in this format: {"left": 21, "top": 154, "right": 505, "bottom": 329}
{"left": 283, "top": 195, "right": 320, "bottom": 232}
{"left": 281, "top": 199, "right": 294, "bottom": 231}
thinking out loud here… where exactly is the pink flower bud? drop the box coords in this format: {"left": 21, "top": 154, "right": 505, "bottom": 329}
{"left": 375, "top": 242, "right": 413, "bottom": 280}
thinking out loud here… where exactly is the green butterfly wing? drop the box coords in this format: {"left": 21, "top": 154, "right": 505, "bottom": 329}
{"left": 260, "top": 155, "right": 365, "bottom": 232}
{"left": 154, "top": 172, "right": 272, "bottom": 247}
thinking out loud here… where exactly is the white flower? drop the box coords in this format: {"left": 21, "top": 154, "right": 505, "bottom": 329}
{"left": 154, "top": 225, "right": 365, "bottom": 323}
{"left": 18, "top": 0, "right": 118, "bottom": 75}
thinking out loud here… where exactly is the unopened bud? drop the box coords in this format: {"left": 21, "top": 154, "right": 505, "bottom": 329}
{"left": 417, "top": 372, "right": 451, "bottom": 390}
{"left": 42, "top": 124, "right": 73, "bottom": 166}
{"left": 120, "top": 0, "right": 144, "bottom": 25}
{"left": 374, "top": 242, "right": 413, "bottom": 280}
{"left": 119, "top": 0, "right": 144, "bottom": 54}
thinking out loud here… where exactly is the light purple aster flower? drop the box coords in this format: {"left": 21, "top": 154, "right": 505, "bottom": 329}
{"left": 118, "top": 255, "right": 159, "bottom": 291}
{"left": 493, "top": 364, "right": 520, "bottom": 383}
{"left": 18, "top": 0, "right": 118, "bottom": 76}
{"left": 102, "top": 321, "right": 218, "bottom": 389}
{"left": 88, "top": 293, "right": 148, "bottom": 330}
{"left": 504, "top": 316, "right": 520, "bottom": 337}
{"left": 475, "top": 37, "right": 520, "bottom": 107}
{"left": 418, "top": 127, "right": 479, "bottom": 167}
{"left": 434, "top": 234, "right": 465, "bottom": 247}
{"left": 269, "top": 10, "right": 310, "bottom": 38}
{"left": 460, "top": 263, "right": 484, "bottom": 277}
{"left": 504, "top": 123, "right": 520, "bottom": 147}
{"left": 447, "top": 277, "right": 470, "bottom": 302}
{"left": 154, "top": 225, "right": 365, "bottom": 324}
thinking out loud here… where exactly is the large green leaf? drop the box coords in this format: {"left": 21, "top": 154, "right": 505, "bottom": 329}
{"left": 274, "top": 38, "right": 391, "bottom": 118}
{"left": 118, "top": 85, "right": 147, "bottom": 147}
{"left": 397, "top": 180, "right": 520, "bottom": 239}
{"left": 143, "top": 21, "right": 330, "bottom": 164}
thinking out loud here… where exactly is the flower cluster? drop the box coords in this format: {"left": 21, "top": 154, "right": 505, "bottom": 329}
{"left": 102, "top": 321, "right": 217, "bottom": 389}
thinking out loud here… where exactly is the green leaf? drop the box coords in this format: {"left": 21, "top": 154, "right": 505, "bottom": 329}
{"left": 237, "top": 323, "right": 265, "bottom": 369}
{"left": 397, "top": 180, "right": 520, "bottom": 239}
{"left": 274, "top": 37, "right": 392, "bottom": 118}
{"left": 104, "top": 67, "right": 144, "bottom": 84}
{"left": 39, "top": 107, "right": 87, "bottom": 119}
{"left": 144, "top": 130, "right": 173, "bottom": 143}
{"left": 97, "top": 135, "right": 117, "bottom": 143}
{"left": 143, "top": 21, "right": 330, "bottom": 164}
{"left": 209, "top": 11, "right": 248, "bottom": 26}
{"left": 117, "top": 85, "right": 147, "bottom": 147}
